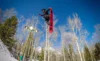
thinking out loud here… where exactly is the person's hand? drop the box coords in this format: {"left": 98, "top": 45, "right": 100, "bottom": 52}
{"left": 39, "top": 14, "right": 42, "bottom": 16}
{"left": 39, "top": 14, "right": 43, "bottom": 16}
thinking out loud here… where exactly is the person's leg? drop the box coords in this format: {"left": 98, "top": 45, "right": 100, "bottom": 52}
{"left": 46, "top": 15, "right": 50, "bottom": 25}
{"left": 44, "top": 14, "right": 50, "bottom": 25}
{"left": 46, "top": 20, "right": 50, "bottom": 25}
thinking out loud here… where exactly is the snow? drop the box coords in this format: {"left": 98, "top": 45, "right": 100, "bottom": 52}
{"left": 0, "top": 40, "right": 18, "bottom": 61}
{"left": 31, "top": 59, "right": 39, "bottom": 61}
{"left": 36, "top": 46, "right": 42, "bottom": 53}
{"left": 49, "top": 47, "right": 55, "bottom": 51}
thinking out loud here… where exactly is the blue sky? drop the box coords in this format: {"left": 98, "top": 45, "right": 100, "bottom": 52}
{"left": 0, "top": 0, "right": 100, "bottom": 30}
{"left": 0, "top": 0, "right": 100, "bottom": 47}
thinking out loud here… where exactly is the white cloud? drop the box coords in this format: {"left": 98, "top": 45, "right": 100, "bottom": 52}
{"left": 0, "top": 8, "right": 17, "bottom": 22}
{"left": 3, "top": 8, "right": 17, "bottom": 19}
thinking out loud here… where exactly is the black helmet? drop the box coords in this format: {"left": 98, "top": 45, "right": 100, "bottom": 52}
{"left": 42, "top": 9, "right": 46, "bottom": 11}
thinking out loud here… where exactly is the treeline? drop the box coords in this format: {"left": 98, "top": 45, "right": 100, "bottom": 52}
{"left": 37, "top": 42, "right": 100, "bottom": 61}
{"left": 21, "top": 42, "right": 100, "bottom": 61}
{"left": 0, "top": 16, "right": 18, "bottom": 51}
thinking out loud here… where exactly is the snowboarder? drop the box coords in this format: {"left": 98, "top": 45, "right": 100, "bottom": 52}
{"left": 40, "top": 8, "right": 54, "bottom": 33}
{"left": 39, "top": 8, "right": 50, "bottom": 25}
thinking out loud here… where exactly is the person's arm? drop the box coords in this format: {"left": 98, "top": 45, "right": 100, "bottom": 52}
{"left": 39, "top": 14, "right": 44, "bottom": 16}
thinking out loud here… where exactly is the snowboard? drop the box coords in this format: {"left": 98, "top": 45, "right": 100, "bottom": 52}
{"left": 49, "top": 8, "right": 53, "bottom": 33}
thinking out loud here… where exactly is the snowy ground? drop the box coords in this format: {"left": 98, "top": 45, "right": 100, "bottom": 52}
{"left": 0, "top": 40, "right": 18, "bottom": 61}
